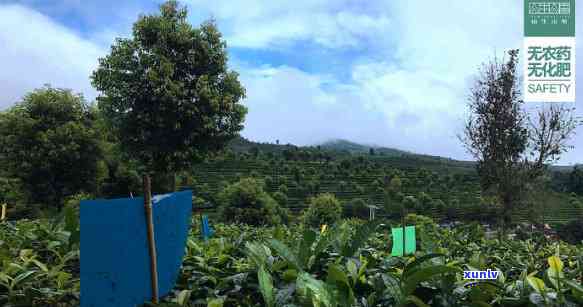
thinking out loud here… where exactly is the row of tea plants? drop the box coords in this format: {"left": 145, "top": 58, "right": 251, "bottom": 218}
{"left": 1, "top": 213, "right": 582, "bottom": 306}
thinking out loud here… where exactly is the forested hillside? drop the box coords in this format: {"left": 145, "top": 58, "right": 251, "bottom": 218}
{"left": 178, "top": 137, "right": 583, "bottom": 224}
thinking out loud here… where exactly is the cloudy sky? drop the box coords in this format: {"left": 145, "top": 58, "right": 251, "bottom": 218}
{"left": 0, "top": 0, "right": 582, "bottom": 164}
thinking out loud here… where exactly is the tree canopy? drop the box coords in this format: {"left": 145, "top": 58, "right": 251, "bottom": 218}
{"left": 0, "top": 86, "right": 103, "bottom": 207}
{"left": 460, "top": 50, "right": 579, "bottom": 227}
{"left": 91, "top": 1, "right": 247, "bottom": 174}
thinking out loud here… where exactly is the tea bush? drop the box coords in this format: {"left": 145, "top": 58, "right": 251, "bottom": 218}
{"left": 342, "top": 198, "right": 369, "bottom": 219}
{"left": 217, "top": 177, "right": 287, "bottom": 226}
{"left": 302, "top": 193, "right": 342, "bottom": 228}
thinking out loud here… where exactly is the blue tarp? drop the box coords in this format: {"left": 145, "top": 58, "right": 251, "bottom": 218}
{"left": 80, "top": 190, "right": 192, "bottom": 307}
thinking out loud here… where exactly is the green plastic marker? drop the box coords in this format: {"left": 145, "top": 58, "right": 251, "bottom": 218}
{"left": 391, "top": 226, "right": 416, "bottom": 256}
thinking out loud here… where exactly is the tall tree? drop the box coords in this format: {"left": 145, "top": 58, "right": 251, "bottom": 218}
{"left": 460, "top": 49, "right": 579, "bottom": 229}
{"left": 0, "top": 86, "right": 103, "bottom": 207}
{"left": 91, "top": 1, "right": 247, "bottom": 190}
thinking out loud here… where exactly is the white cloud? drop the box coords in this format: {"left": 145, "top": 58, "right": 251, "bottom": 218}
{"left": 0, "top": 4, "right": 105, "bottom": 107}
{"left": 185, "top": 0, "right": 391, "bottom": 49}
{"left": 0, "top": 0, "right": 581, "bottom": 164}
{"left": 232, "top": 0, "right": 582, "bottom": 163}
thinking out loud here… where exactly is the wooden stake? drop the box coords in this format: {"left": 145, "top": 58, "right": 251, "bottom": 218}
{"left": 143, "top": 174, "right": 159, "bottom": 303}
{"left": 402, "top": 206, "right": 406, "bottom": 256}
{"left": 1, "top": 203, "right": 6, "bottom": 221}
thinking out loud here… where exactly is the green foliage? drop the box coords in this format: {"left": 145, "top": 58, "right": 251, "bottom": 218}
{"left": 461, "top": 50, "right": 579, "bottom": 228}
{"left": 217, "top": 178, "right": 286, "bottom": 226}
{"left": 568, "top": 165, "right": 583, "bottom": 196}
{"left": 0, "top": 219, "right": 80, "bottom": 306}
{"left": 557, "top": 219, "right": 583, "bottom": 245}
{"left": 0, "top": 86, "right": 103, "bottom": 208}
{"left": 342, "top": 198, "right": 369, "bottom": 219}
{"left": 302, "top": 193, "right": 342, "bottom": 228}
{"left": 100, "top": 159, "right": 142, "bottom": 198}
{"left": 272, "top": 191, "right": 288, "bottom": 207}
{"left": 401, "top": 196, "right": 418, "bottom": 211}
{"left": 2, "top": 217, "right": 583, "bottom": 306}
{"left": 277, "top": 184, "right": 288, "bottom": 195}
{"left": 91, "top": 1, "right": 247, "bottom": 174}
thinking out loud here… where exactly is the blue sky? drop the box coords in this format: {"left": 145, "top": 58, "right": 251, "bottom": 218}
{"left": 0, "top": 0, "right": 582, "bottom": 164}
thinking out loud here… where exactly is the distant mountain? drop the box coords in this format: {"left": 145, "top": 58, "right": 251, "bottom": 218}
{"left": 319, "top": 139, "right": 410, "bottom": 157}
{"left": 227, "top": 136, "right": 573, "bottom": 172}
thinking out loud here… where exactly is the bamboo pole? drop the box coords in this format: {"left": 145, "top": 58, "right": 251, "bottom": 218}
{"left": 143, "top": 174, "right": 159, "bottom": 303}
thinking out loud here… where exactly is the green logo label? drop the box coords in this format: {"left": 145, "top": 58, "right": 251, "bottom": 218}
{"left": 524, "top": 0, "right": 575, "bottom": 36}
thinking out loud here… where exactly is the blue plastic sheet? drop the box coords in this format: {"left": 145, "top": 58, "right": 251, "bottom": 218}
{"left": 201, "top": 214, "right": 214, "bottom": 240}
{"left": 80, "top": 190, "right": 192, "bottom": 307}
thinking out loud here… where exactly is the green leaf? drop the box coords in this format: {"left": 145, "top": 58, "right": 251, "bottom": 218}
{"left": 403, "top": 253, "right": 446, "bottom": 279}
{"left": 268, "top": 239, "right": 301, "bottom": 271}
{"left": 526, "top": 276, "right": 546, "bottom": 294}
{"left": 326, "top": 264, "right": 349, "bottom": 286}
{"left": 207, "top": 298, "right": 224, "bottom": 307}
{"left": 176, "top": 289, "right": 192, "bottom": 306}
{"left": 12, "top": 270, "right": 36, "bottom": 288}
{"left": 297, "top": 272, "right": 334, "bottom": 307}
{"left": 245, "top": 242, "right": 271, "bottom": 268}
{"left": 258, "top": 266, "right": 275, "bottom": 307}
{"left": 547, "top": 256, "right": 563, "bottom": 273}
{"left": 405, "top": 295, "right": 429, "bottom": 307}
{"left": 346, "top": 259, "right": 358, "bottom": 284}
{"left": 298, "top": 229, "right": 317, "bottom": 267}
{"left": 564, "top": 279, "right": 583, "bottom": 296}
{"left": 32, "top": 259, "right": 48, "bottom": 272}
{"left": 403, "top": 265, "right": 460, "bottom": 295}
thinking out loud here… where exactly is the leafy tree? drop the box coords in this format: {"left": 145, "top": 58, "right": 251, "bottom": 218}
{"left": 388, "top": 176, "right": 402, "bottom": 195}
{"left": 568, "top": 166, "right": 583, "bottom": 195}
{"left": 402, "top": 196, "right": 418, "bottom": 211}
{"left": 302, "top": 193, "right": 342, "bottom": 228}
{"left": 218, "top": 178, "right": 286, "bottom": 226}
{"left": 460, "top": 49, "right": 579, "bottom": 228}
{"left": 100, "top": 159, "right": 142, "bottom": 198}
{"left": 343, "top": 198, "right": 369, "bottom": 219}
{"left": 0, "top": 86, "right": 103, "bottom": 207}
{"left": 417, "top": 192, "right": 433, "bottom": 208}
{"left": 91, "top": 1, "right": 247, "bottom": 191}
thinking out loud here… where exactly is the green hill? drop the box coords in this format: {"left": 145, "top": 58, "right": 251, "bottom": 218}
{"left": 180, "top": 137, "right": 583, "bottom": 224}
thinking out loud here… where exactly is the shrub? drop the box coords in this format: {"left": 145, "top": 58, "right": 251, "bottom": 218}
{"left": 343, "top": 198, "right": 369, "bottom": 219}
{"left": 278, "top": 184, "right": 288, "bottom": 195}
{"left": 264, "top": 176, "right": 274, "bottom": 187}
{"left": 402, "top": 196, "right": 418, "bottom": 211}
{"left": 272, "top": 191, "right": 288, "bottom": 207}
{"left": 557, "top": 219, "right": 583, "bottom": 245}
{"left": 5, "top": 203, "right": 41, "bottom": 220}
{"left": 302, "top": 193, "right": 342, "bottom": 228}
{"left": 218, "top": 177, "right": 286, "bottom": 226}
{"left": 432, "top": 199, "right": 446, "bottom": 213}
